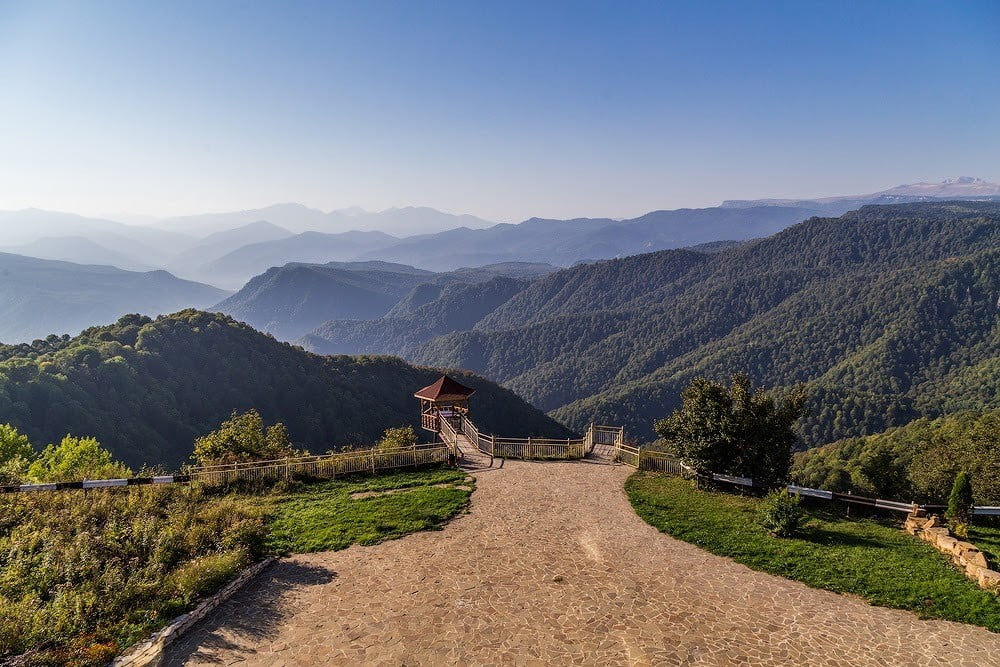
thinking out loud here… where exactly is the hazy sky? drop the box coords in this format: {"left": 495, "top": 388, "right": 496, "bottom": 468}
{"left": 1, "top": 1, "right": 998, "bottom": 222}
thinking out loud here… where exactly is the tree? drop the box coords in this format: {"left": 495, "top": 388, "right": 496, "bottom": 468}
{"left": 192, "top": 409, "right": 299, "bottom": 465}
{"left": 27, "top": 435, "right": 132, "bottom": 482}
{"left": 375, "top": 425, "right": 418, "bottom": 451}
{"left": 655, "top": 373, "right": 807, "bottom": 488}
{"left": 946, "top": 471, "right": 974, "bottom": 531}
{"left": 0, "top": 423, "right": 35, "bottom": 484}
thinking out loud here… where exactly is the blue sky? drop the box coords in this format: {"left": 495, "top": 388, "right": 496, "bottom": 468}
{"left": 0, "top": 1, "right": 997, "bottom": 221}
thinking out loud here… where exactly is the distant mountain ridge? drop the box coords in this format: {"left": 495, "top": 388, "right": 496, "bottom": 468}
{"left": 4, "top": 177, "right": 997, "bottom": 290}
{"left": 0, "top": 253, "right": 228, "bottom": 343}
{"left": 721, "top": 176, "right": 1000, "bottom": 212}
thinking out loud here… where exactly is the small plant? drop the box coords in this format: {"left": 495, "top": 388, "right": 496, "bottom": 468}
{"left": 946, "top": 471, "right": 974, "bottom": 531}
{"left": 758, "top": 489, "right": 804, "bottom": 537}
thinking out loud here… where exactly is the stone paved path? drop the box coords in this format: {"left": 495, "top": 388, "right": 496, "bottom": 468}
{"left": 167, "top": 459, "right": 1000, "bottom": 665}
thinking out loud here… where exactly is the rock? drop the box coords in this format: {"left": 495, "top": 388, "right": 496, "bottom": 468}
{"left": 962, "top": 549, "right": 989, "bottom": 570}
{"left": 978, "top": 568, "right": 1000, "bottom": 592}
{"left": 936, "top": 536, "right": 958, "bottom": 553}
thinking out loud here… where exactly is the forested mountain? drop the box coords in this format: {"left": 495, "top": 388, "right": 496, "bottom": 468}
{"left": 213, "top": 262, "right": 425, "bottom": 340}
{"left": 0, "top": 253, "right": 228, "bottom": 343}
{"left": 410, "top": 202, "right": 1000, "bottom": 447}
{"left": 225, "top": 261, "right": 557, "bottom": 343}
{"left": 300, "top": 276, "right": 529, "bottom": 355}
{"left": 0, "top": 310, "right": 569, "bottom": 468}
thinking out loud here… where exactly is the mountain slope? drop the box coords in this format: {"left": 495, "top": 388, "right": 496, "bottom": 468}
{"left": 1, "top": 236, "right": 154, "bottom": 272}
{"left": 213, "top": 262, "right": 427, "bottom": 339}
{"left": 203, "top": 230, "right": 400, "bottom": 288}
{"left": 411, "top": 202, "right": 1000, "bottom": 446}
{"left": 300, "top": 276, "right": 529, "bottom": 356}
{"left": 0, "top": 310, "right": 570, "bottom": 468}
{"left": 0, "top": 253, "right": 228, "bottom": 343}
{"left": 166, "top": 221, "right": 294, "bottom": 284}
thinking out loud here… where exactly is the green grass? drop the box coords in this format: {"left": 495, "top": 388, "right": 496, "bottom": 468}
{"left": 972, "top": 524, "right": 1000, "bottom": 566}
{"left": 262, "top": 466, "right": 474, "bottom": 554}
{"left": 626, "top": 473, "right": 1000, "bottom": 632}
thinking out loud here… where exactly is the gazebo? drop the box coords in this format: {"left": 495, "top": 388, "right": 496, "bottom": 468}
{"left": 414, "top": 375, "right": 476, "bottom": 432}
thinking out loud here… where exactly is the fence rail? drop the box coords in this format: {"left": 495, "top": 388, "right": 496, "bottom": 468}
{"left": 4, "top": 444, "right": 451, "bottom": 494}
{"left": 442, "top": 417, "right": 626, "bottom": 462}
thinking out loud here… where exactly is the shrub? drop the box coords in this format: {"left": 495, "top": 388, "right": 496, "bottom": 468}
{"left": 946, "top": 471, "right": 974, "bottom": 529}
{"left": 27, "top": 435, "right": 131, "bottom": 482}
{"left": 375, "top": 425, "right": 418, "bottom": 451}
{"left": 168, "top": 550, "right": 247, "bottom": 604}
{"left": 193, "top": 410, "right": 299, "bottom": 465}
{"left": 758, "top": 489, "right": 804, "bottom": 537}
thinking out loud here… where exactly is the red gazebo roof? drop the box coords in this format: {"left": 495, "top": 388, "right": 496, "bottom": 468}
{"left": 414, "top": 375, "right": 476, "bottom": 402}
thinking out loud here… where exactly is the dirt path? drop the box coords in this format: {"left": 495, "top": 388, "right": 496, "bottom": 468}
{"left": 166, "top": 460, "right": 1000, "bottom": 665}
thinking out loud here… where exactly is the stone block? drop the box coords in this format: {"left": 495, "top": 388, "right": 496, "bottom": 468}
{"left": 978, "top": 568, "right": 1000, "bottom": 592}
{"left": 936, "top": 536, "right": 958, "bottom": 553}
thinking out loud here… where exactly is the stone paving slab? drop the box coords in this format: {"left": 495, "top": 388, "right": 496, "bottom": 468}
{"left": 166, "top": 460, "right": 1000, "bottom": 665}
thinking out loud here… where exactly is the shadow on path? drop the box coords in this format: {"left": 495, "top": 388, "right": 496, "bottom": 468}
{"left": 164, "top": 561, "right": 336, "bottom": 665}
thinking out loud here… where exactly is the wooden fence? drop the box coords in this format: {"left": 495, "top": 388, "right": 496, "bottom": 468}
{"left": 6, "top": 443, "right": 452, "bottom": 493}
{"left": 186, "top": 444, "right": 451, "bottom": 485}
{"left": 448, "top": 417, "right": 625, "bottom": 461}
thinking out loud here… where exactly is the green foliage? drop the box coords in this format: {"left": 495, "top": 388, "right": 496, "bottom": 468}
{"left": 654, "top": 373, "right": 807, "bottom": 488}
{"left": 193, "top": 409, "right": 298, "bottom": 465}
{"left": 0, "top": 485, "right": 266, "bottom": 664}
{"left": 27, "top": 435, "right": 132, "bottom": 482}
{"left": 374, "top": 425, "right": 418, "bottom": 451}
{"left": 626, "top": 473, "right": 1000, "bottom": 631}
{"left": 946, "top": 471, "right": 974, "bottom": 527}
{"left": 264, "top": 467, "right": 472, "bottom": 553}
{"left": 302, "top": 276, "right": 528, "bottom": 356}
{"left": 758, "top": 489, "right": 804, "bottom": 537}
{"left": 0, "top": 310, "right": 568, "bottom": 469}
{"left": 167, "top": 551, "right": 247, "bottom": 604}
{"left": 0, "top": 424, "right": 35, "bottom": 485}
{"left": 792, "top": 411, "right": 1000, "bottom": 504}
{"left": 410, "top": 202, "right": 1000, "bottom": 448}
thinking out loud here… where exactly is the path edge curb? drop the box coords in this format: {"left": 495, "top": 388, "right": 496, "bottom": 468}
{"left": 111, "top": 556, "right": 277, "bottom": 667}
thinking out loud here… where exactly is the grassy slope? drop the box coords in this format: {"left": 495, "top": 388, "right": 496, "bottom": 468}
{"left": 264, "top": 467, "right": 473, "bottom": 553}
{"left": 972, "top": 525, "right": 1000, "bottom": 567}
{"left": 626, "top": 473, "right": 1000, "bottom": 632}
{"left": 1, "top": 466, "right": 472, "bottom": 666}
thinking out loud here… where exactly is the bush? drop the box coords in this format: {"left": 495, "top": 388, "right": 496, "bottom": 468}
{"left": 168, "top": 550, "right": 247, "bottom": 604}
{"left": 946, "top": 471, "right": 974, "bottom": 529}
{"left": 375, "top": 425, "right": 418, "bottom": 451}
{"left": 758, "top": 489, "right": 804, "bottom": 537}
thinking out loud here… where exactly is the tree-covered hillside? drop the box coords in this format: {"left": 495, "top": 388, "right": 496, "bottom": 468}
{"left": 213, "top": 262, "right": 426, "bottom": 340}
{"left": 300, "top": 276, "right": 528, "bottom": 355}
{"left": 792, "top": 411, "right": 1000, "bottom": 505}
{"left": 411, "top": 202, "right": 1000, "bottom": 446}
{"left": 0, "top": 310, "right": 570, "bottom": 469}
